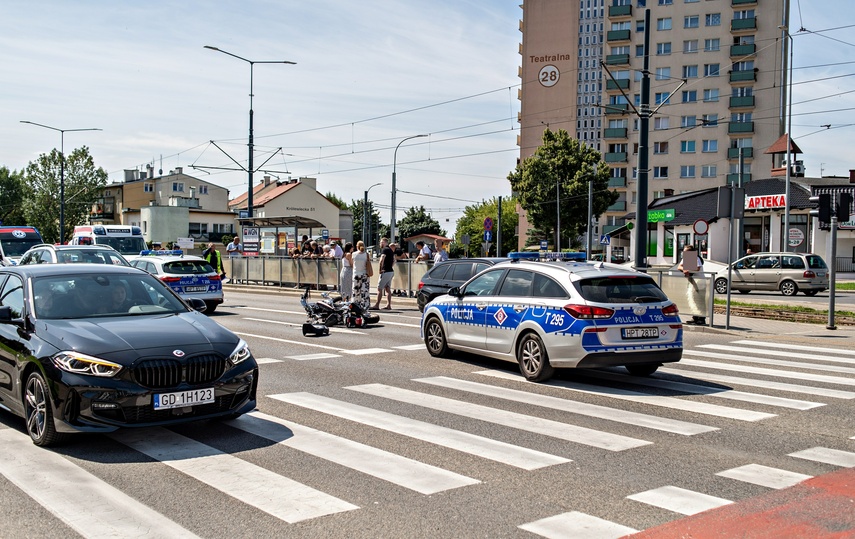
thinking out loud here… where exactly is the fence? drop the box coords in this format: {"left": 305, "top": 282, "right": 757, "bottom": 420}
{"left": 649, "top": 269, "right": 715, "bottom": 326}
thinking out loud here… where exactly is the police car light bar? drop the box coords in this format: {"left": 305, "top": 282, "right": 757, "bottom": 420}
{"left": 139, "top": 250, "right": 184, "bottom": 256}
{"left": 508, "top": 252, "right": 588, "bottom": 262}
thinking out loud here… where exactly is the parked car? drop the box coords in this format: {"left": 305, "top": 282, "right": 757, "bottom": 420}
{"left": 0, "top": 263, "right": 258, "bottom": 446}
{"left": 416, "top": 258, "right": 506, "bottom": 312}
{"left": 130, "top": 251, "right": 223, "bottom": 313}
{"left": 421, "top": 254, "right": 682, "bottom": 382}
{"left": 713, "top": 252, "right": 829, "bottom": 296}
{"left": 18, "top": 244, "right": 130, "bottom": 266}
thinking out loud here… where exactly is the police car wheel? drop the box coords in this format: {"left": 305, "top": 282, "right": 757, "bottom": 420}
{"left": 516, "top": 333, "right": 554, "bottom": 382}
{"left": 625, "top": 363, "right": 659, "bottom": 377}
{"left": 424, "top": 317, "right": 450, "bottom": 358}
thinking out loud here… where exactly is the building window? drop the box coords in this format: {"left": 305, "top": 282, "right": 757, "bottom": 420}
{"left": 654, "top": 141, "right": 669, "bottom": 154}
{"left": 656, "top": 42, "right": 672, "bottom": 55}
{"left": 705, "top": 13, "right": 721, "bottom": 26}
{"left": 680, "top": 165, "right": 696, "bottom": 178}
{"left": 683, "top": 40, "right": 698, "bottom": 53}
{"left": 682, "top": 90, "right": 697, "bottom": 103}
{"left": 636, "top": 44, "right": 644, "bottom": 56}
{"left": 188, "top": 222, "right": 209, "bottom": 237}
{"left": 732, "top": 86, "right": 754, "bottom": 97}
{"left": 144, "top": 183, "right": 154, "bottom": 193}
{"left": 702, "top": 114, "right": 718, "bottom": 127}
{"left": 659, "top": 0, "right": 672, "bottom": 4}
{"left": 681, "top": 115, "right": 697, "bottom": 127}
{"left": 654, "top": 117, "right": 670, "bottom": 130}
{"left": 681, "top": 140, "right": 696, "bottom": 153}
{"left": 702, "top": 139, "right": 718, "bottom": 152}
{"left": 683, "top": 65, "right": 698, "bottom": 78}
{"left": 172, "top": 182, "right": 184, "bottom": 192}
{"left": 657, "top": 18, "right": 672, "bottom": 31}
{"left": 636, "top": 19, "right": 645, "bottom": 32}
{"left": 733, "top": 60, "right": 755, "bottom": 72}
{"left": 704, "top": 63, "right": 720, "bottom": 77}
{"left": 653, "top": 166, "right": 669, "bottom": 178}
{"left": 655, "top": 92, "right": 671, "bottom": 105}
{"left": 701, "top": 165, "right": 717, "bottom": 178}
{"left": 655, "top": 67, "right": 671, "bottom": 80}
{"left": 703, "top": 88, "right": 719, "bottom": 102}
{"left": 198, "top": 185, "right": 208, "bottom": 195}
{"left": 704, "top": 38, "right": 720, "bottom": 51}
{"left": 731, "top": 112, "right": 753, "bottom": 122}
{"left": 734, "top": 9, "right": 755, "bottom": 20}
{"left": 684, "top": 15, "right": 699, "bottom": 28}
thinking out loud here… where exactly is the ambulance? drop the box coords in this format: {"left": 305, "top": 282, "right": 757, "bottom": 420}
{"left": 0, "top": 226, "right": 44, "bottom": 266}
{"left": 71, "top": 225, "right": 148, "bottom": 259}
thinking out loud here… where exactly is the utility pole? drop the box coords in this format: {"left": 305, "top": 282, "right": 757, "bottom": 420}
{"left": 497, "top": 196, "right": 503, "bottom": 256}
{"left": 633, "top": 8, "right": 652, "bottom": 270}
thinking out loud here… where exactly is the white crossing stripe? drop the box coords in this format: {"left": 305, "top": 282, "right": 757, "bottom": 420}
{"left": 700, "top": 344, "right": 855, "bottom": 366}
{"left": 716, "top": 464, "right": 812, "bottom": 489}
{"left": 789, "top": 447, "right": 855, "bottom": 468}
{"left": 230, "top": 412, "right": 479, "bottom": 494}
{"left": 238, "top": 331, "right": 392, "bottom": 356}
{"left": 732, "top": 340, "right": 855, "bottom": 357}
{"left": 476, "top": 370, "right": 776, "bottom": 422}
{"left": 627, "top": 486, "right": 732, "bottom": 515}
{"left": 254, "top": 357, "right": 283, "bottom": 364}
{"left": 414, "top": 376, "right": 716, "bottom": 435}
{"left": 268, "top": 392, "right": 569, "bottom": 470}
{"left": 285, "top": 353, "right": 341, "bottom": 361}
{"left": 683, "top": 350, "right": 855, "bottom": 376}
{"left": 111, "top": 428, "right": 358, "bottom": 523}
{"left": 0, "top": 430, "right": 200, "bottom": 539}
{"left": 348, "top": 383, "right": 650, "bottom": 451}
{"left": 395, "top": 344, "right": 426, "bottom": 351}
{"left": 342, "top": 348, "right": 393, "bottom": 355}
{"left": 660, "top": 367, "right": 855, "bottom": 399}
{"left": 582, "top": 370, "right": 824, "bottom": 410}
{"left": 678, "top": 357, "right": 855, "bottom": 387}
{"left": 519, "top": 511, "right": 637, "bottom": 539}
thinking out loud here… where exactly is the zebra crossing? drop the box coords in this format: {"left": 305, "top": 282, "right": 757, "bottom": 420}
{"left": 2, "top": 338, "right": 855, "bottom": 537}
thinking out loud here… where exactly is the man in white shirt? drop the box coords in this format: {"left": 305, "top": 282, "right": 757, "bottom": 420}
{"left": 331, "top": 241, "right": 344, "bottom": 259}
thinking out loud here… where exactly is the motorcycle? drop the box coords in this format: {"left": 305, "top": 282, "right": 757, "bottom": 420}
{"left": 300, "top": 287, "right": 379, "bottom": 336}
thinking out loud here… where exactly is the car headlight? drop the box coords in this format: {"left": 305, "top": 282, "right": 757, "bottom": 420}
{"left": 228, "top": 339, "right": 252, "bottom": 365}
{"left": 52, "top": 352, "right": 123, "bottom": 377}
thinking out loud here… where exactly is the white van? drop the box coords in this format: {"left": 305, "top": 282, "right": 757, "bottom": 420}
{"left": 70, "top": 225, "right": 147, "bottom": 259}
{"left": 0, "top": 226, "right": 44, "bottom": 266}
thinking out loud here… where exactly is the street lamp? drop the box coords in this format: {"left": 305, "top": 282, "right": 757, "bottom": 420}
{"left": 20, "top": 121, "right": 101, "bottom": 244}
{"left": 779, "top": 26, "right": 794, "bottom": 252}
{"left": 390, "top": 134, "right": 427, "bottom": 243}
{"left": 364, "top": 182, "right": 382, "bottom": 248}
{"left": 204, "top": 46, "right": 295, "bottom": 220}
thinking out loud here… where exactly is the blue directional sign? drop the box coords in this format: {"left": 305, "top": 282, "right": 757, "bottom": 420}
{"left": 484, "top": 230, "right": 493, "bottom": 242}
{"left": 322, "top": 229, "right": 329, "bottom": 239}
{"left": 540, "top": 240, "right": 548, "bottom": 250}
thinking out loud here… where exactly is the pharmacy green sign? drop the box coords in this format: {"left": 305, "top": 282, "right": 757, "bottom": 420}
{"left": 647, "top": 209, "right": 675, "bottom": 222}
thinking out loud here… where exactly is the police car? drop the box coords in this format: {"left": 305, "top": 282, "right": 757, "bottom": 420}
{"left": 421, "top": 252, "right": 682, "bottom": 382}
{"left": 130, "top": 250, "right": 223, "bottom": 313}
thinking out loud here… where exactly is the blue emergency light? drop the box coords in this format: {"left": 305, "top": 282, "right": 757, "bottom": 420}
{"left": 139, "top": 249, "right": 184, "bottom": 256}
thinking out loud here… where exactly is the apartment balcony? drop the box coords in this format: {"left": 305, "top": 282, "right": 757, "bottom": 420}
{"left": 608, "top": 4, "right": 632, "bottom": 17}
{"left": 727, "top": 173, "right": 752, "bottom": 185}
{"left": 731, "top": 17, "right": 757, "bottom": 31}
{"left": 605, "top": 53, "right": 631, "bottom": 65}
{"left": 606, "top": 79, "right": 630, "bottom": 91}
{"left": 728, "top": 121, "right": 754, "bottom": 134}
{"left": 604, "top": 152, "right": 628, "bottom": 163}
{"left": 732, "top": 0, "right": 756, "bottom": 4}
{"left": 730, "top": 43, "right": 756, "bottom": 57}
{"left": 727, "top": 147, "right": 754, "bottom": 159}
{"left": 729, "top": 95, "right": 755, "bottom": 108}
{"left": 604, "top": 127, "right": 628, "bottom": 138}
{"left": 608, "top": 176, "right": 627, "bottom": 188}
{"left": 606, "top": 29, "right": 631, "bottom": 42}
{"left": 608, "top": 201, "right": 627, "bottom": 212}
{"left": 604, "top": 103, "right": 629, "bottom": 115}
{"left": 729, "top": 69, "right": 757, "bottom": 83}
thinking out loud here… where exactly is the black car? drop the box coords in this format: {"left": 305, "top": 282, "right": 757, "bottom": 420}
{"left": 0, "top": 264, "right": 258, "bottom": 446}
{"left": 416, "top": 258, "right": 506, "bottom": 312}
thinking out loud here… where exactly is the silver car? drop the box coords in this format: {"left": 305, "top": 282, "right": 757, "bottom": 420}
{"left": 714, "top": 252, "right": 828, "bottom": 296}
{"left": 130, "top": 252, "right": 224, "bottom": 313}
{"left": 421, "top": 255, "right": 683, "bottom": 382}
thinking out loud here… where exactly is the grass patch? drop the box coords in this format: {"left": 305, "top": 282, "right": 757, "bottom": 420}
{"left": 837, "top": 282, "right": 855, "bottom": 291}
{"left": 714, "top": 298, "right": 855, "bottom": 317}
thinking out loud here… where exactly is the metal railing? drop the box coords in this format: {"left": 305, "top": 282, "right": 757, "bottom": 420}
{"left": 649, "top": 269, "right": 715, "bottom": 326}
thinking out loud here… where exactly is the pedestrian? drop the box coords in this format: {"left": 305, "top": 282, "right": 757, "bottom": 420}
{"left": 433, "top": 240, "right": 449, "bottom": 265}
{"left": 331, "top": 241, "right": 344, "bottom": 259}
{"left": 226, "top": 236, "right": 242, "bottom": 257}
{"left": 202, "top": 242, "right": 225, "bottom": 282}
{"left": 300, "top": 235, "right": 313, "bottom": 256}
{"left": 415, "top": 240, "right": 432, "bottom": 263}
{"left": 309, "top": 241, "right": 323, "bottom": 258}
{"left": 373, "top": 238, "right": 396, "bottom": 310}
{"left": 677, "top": 244, "right": 706, "bottom": 325}
{"left": 340, "top": 242, "right": 354, "bottom": 300}
{"left": 351, "top": 240, "right": 373, "bottom": 312}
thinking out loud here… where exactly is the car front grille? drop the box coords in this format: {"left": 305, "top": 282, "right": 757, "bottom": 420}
{"left": 132, "top": 354, "right": 227, "bottom": 389}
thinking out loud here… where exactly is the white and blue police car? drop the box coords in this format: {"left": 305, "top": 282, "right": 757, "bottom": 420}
{"left": 130, "top": 250, "right": 223, "bottom": 313}
{"left": 421, "top": 252, "right": 682, "bottom": 382}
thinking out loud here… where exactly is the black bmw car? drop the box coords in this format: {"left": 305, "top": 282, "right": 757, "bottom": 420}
{"left": 0, "top": 264, "right": 258, "bottom": 446}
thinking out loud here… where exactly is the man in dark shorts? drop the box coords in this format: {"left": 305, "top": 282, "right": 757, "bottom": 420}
{"left": 373, "top": 238, "right": 395, "bottom": 310}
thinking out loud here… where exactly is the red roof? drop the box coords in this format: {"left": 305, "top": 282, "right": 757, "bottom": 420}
{"left": 404, "top": 233, "right": 453, "bottom": 242}
{"left": 229, "top": 181, "right": 300, "bottom": 210}
{"left": 764, "top": 133, "right": 803, "bottom": 155}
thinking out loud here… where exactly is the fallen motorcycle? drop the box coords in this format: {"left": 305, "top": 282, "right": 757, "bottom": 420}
{"left": 300, "top": 287, "right": 379, "bottom": 336}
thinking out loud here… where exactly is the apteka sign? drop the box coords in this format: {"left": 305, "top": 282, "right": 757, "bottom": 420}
{"left": 745, "top": 194, "right": 786, "bottom": 210}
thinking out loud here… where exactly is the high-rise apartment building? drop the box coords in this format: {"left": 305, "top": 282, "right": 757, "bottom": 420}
{"left": 518, "top": 0, "right": 789, "bottom": 250}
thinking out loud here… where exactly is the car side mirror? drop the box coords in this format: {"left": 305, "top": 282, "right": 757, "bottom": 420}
{"left": 186, "top": 298, "right": 207, "bottom": 312}
{"left": 0, "top": 306, "right": 24, "bottom": 327}
{"left": 448, "top": 286, "right": 462, "bottom": 298}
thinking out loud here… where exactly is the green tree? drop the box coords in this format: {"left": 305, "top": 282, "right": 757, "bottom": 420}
{"left": 396, "top": 205, "right": 445, "bottom": 243}
{"left": 508, "top": 129, "right": 617, "bottom": 249}
{"left": 324, "top": 191, "right": 348, "bottom": 210}
{"left": 348, "top": 198, "right": 382, "bottom": 247}
{"left": 0, "top": 166, "right": 26, "bottom": 225}
{"left": 22, "top": 146, "right": 107, "bottom": 244}
{"left": 454, "top": 196, "right": 518, "bottom": 257}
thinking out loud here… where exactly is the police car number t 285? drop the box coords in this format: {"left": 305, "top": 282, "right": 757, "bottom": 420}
{"left": 421, "top": 255, "right": 683, "bottom": 382}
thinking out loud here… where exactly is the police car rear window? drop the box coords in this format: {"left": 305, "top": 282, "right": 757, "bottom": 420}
{"left": 575, "top": 276, "right": 667, "bottom": 304}
{"left": 163, "top": 260, "right": 215, "bottom": 275}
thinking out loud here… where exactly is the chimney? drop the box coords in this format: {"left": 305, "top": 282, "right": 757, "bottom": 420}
{"left": 175, "top": 166, "right": 182, "bottom": 175}
{"left": 850, "top": 170, "right": 855, "bottom": 183}
{"left": 263, "top": 175, "right": 271, "bottom": 186}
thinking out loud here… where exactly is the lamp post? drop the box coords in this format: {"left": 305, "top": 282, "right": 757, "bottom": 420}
{"left": 20, "top": 121, "right": 101, "bottom": 244}
{"left": 364, "top": 183, "right": 382, "bottom": 248}
{"left": 779, "top": 26, "right": 794, "bottom": 252}
{"left": 390, "top": 134, "right": 427, "bottom": 244}
{"left": 204, "top": 46, "right": 295, "bottom": 220}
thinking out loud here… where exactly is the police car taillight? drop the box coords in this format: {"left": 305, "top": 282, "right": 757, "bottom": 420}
{"left": 662, "top": 304, "right": 680, "bottom": 316}
{"left": 208, "top": 274, "right": 221, "bottom": 281}
{"left": 564, "top": 304, "right": 614, "bottom": 320}
{"left": 159, "top": 276, "right": 181, "bottom": 283}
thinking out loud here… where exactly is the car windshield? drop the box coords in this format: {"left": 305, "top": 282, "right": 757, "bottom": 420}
{"left": 57, "top": 249, "right": 129, "bottom": 265}
{"left": 93, "top": 236, "right": 147, "bottom": 256}
{"left": 163, "top": 260, "right": 215, "bottom": 275}
{"left": 1, "top": 237, "right": 42, "bottom": 257}
{"left": 575, "top": 276, "right": 668, "bottom": 303}
{"left": 32, "top": 273, "right": 189, "bottom": 319}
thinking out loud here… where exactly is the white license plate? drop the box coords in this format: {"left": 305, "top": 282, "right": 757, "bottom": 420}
{"left": 154, "top": 388, "right": 214, "bottom": 410}
{"left": 622, "top": 327, "right": 659, "bottom": 339}
{"left": 185, "top": 285, "right": 208, "bottom": 292}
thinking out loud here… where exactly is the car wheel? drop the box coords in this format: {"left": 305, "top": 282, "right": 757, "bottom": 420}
{"left": 424, "top": 317, "right": 450, "bottom": 358}
{"left": 625, "top": 363, "right": 660, "bottom": 376}
{"left": 714, "top": 278, "right": 728, "bottom": 294}
{"left": 24, "top": 371, "right": 64, "bottom": 447}
{"left": 804, "top": 290, "right": 819, "bottom": 296}
{"left": 516, "top": 332, "right": 554, "bottom": 382}
{"left": 204, "top": 301, "right": 218, "bottom": 313}
{"left": 780, "top": 280, "right": 798, "bottom": 296}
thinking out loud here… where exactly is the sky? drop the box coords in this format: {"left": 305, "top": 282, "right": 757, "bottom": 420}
{"left": 2, "top": 1, "right": 854, "bottom": 235}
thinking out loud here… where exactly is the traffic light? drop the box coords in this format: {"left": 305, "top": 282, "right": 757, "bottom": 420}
{"left": 809, "top": 194, "right": 831, "bottom": 222}
{"left": 837, "top": 193, "right": 852, "bottom": 222}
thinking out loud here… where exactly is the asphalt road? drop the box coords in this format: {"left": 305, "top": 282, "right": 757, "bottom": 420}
{"left": 1, "top": 289, "right": 853, "bottom": 538}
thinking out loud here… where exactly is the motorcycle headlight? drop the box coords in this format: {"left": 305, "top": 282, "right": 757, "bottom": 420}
{"left": 228, "top": 339, "right": 252, "bottom": 365}
{"left": 52, "top": 352, "right": 123, "bottom": 378}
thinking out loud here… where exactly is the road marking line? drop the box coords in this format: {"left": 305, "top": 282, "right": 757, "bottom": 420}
{"left": 268, "top": 392, "right": 569, "bottom": 470}
{"left": 244, "top": 317, "right": 365, "bottom": 335}
{"left": 0, "top": 430, "right": 201, "bottom": 539}
{"left": 678, "top": 357, "right": 855, "bottom": 387}
{"left": 476, "top": 370, "right": 775, "bottom": 422}
{"left": 254, "top": 357, "right": 282, "bottom": 364}
{"left": 286, "top": 353, "right": 341, "bottom": 361}
{"left": 348, "top": 383, "right": 650, "bottom": 451}
{"left": 660, "top": 367, "right": 855, "bottom": 399}
{"left": 582, "top": 370, "right": 824, "bottom": 410}
{"left": 627, "top": 486, "right": 732, "bottom": 515}
{"left": 684, "top": 349, "right": 855, "bottom": 375}
{"left": 700, "top": 344, "right": 855, "bottom": 365}
{"left": 231, "top": 412, "right": 479, "bottom": 494}
{"left": 235, "top": 332, "right": 342, "bottom": 351}
{"left": 414, "top": 376, "right": 716, "bottom": 435}
{"left": 395, "top": 344, "right": 426, "bottom": 351}
{"left": 716, "top": 464, "right": 812, "bottom": 489}
{"left": 518, "top": 511, "right": 637, "bottom": 539}
{"left": 235, "top": 306, "right": 421, "bottom": 328}
{"left": 732, "top": 340, "right": 855, "bottom": 357}
{"left": 789, "top": 447, "right": 855, "bottom": 468}
{"left": 341, "top": 348, "right": 393, "bottom": 355}
{"left": 111, "top": 428, "right": 358, "bottom": 523}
